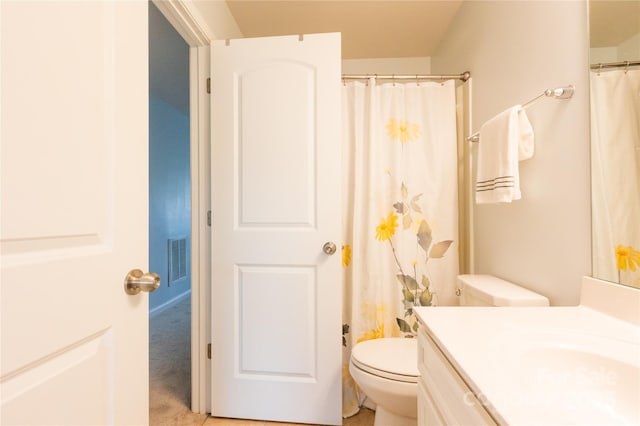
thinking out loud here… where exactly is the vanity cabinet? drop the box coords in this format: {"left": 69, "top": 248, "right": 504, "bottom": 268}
{"left": 417, "top": 324, "right": 497, "bottom": 426}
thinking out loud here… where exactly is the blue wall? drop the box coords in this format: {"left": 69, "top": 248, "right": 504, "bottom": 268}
{"left": 149, "top": 3, "right": 191, "bottom": 311}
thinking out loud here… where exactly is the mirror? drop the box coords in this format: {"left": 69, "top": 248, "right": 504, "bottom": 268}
{"left": 589, "top": 1, "right": 640, "bottom": 288}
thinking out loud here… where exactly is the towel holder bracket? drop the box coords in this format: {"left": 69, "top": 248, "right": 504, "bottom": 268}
{"left": 547, "top": 85, "right": 574, "bottom": 100}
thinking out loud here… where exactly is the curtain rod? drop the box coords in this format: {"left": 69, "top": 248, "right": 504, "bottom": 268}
{"left": 342, "top": 71, "right": 471, "bottom": 82}
{"left": 590, "top": 60, "right": 640, "bottom": 70}
{"left": 467, "top": 85, "right": 575, "bottom": 143}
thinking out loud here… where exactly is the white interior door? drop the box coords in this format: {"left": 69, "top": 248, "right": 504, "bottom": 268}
{"left": 210, "top": 33, "right": 342, "bottom": 425}
{"left": 1, "top": 2, "right": 150, "bottom": 425}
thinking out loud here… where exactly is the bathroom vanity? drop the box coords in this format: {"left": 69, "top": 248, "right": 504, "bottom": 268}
{"left": 417, "top": 323, "right": 496, "bottom": 425}
{"left": 415, "top": 277, "right": 640, "bottom": 425}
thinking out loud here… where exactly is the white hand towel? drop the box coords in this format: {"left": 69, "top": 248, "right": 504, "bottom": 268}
{"left": 475, "top": 106, "right": 534, "bottom": 204}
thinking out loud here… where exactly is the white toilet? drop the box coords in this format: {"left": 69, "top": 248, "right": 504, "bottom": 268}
{"left": 349, "top": 274, "right": 549, "bottom": 426}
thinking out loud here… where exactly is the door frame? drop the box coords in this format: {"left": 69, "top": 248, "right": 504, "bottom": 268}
{"left": 150, "top": 0, "right": 212, "bottom": 414}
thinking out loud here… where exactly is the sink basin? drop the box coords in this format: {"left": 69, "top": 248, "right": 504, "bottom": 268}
{"left": 478, "top": 328, "right": 640, "bottom": 425}
{"left": 518, "top": 347, "right": 640, "bottom": 424}
{"left": 415, "top": 279, "right": 640, "bottom": 425}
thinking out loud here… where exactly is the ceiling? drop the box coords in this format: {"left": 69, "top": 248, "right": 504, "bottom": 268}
{"left": 224, "top": 0, "right": 464, "bottom": 59}
{"left": 589, "top": 0, "right": 640, "bottom": 48}
{"left": 225, "top": 1, "right": 640, "bottom": 59}
{"left": 153, "top": 1, "right": 639, "bottom": 113}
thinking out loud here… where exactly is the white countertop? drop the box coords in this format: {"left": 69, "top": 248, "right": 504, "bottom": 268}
{"left": 415, "top": 305, "right": 640, "bottom": 425}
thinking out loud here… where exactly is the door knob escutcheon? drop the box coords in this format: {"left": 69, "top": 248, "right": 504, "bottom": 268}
{"left": 124, "top": 269, "right": 160, "bottom": 295}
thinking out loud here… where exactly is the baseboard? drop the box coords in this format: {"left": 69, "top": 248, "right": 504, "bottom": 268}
{"left": 150, "top": 289, "right": 191, "bottom": 319}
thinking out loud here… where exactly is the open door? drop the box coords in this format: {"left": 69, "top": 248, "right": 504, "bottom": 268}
{"left": 1, "top": 2, "right": 151, "bottom": 424}
{"left": 210, "top": 33, "right": 342, "bottom": 425}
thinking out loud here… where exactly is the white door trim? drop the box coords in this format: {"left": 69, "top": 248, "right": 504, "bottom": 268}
{"left": 151, "top": 0, "right": 212, "bottom": 46}
{"left": 151, "top": 0, "right": 212, "bottom": 414}
{"left": 190, "top": 45, "right": 212, "bottom": 414}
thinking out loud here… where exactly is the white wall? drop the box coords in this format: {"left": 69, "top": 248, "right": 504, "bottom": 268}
{"left": 432, "top": 1, "right": 592, "bottom": 305}
{"left": 589, "top": 47, "right": 618, "bottom": 65}
{"left": 618, "top": 32, "right": 640, "bottom": 61}
{"left": 342, "top": 57, "right": 430, "bottom": 74}
{"left": 190, "top": 0, "right": 243, "bottom": 40}
{"left": 590, "top": 32, "right": 640, "bottom": 64}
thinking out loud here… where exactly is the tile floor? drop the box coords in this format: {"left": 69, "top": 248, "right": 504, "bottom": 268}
{"left": 203, "top": 408, "right": 374, "bottom": 426}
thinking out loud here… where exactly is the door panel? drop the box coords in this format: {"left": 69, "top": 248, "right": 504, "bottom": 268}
{"left": 211, "top": 33, "right": 341, "bottom": 425}
{"left": 239, "top": 61, "right": 315, "bottom": 226}
{"left": 1, "top": 331, "right": 111, "bottom": 425}
{"left": 238, "top": 265, "right": 316, "bottom": 377}
{"left": 0, "top": 2, "right": 149, "bottom": 424}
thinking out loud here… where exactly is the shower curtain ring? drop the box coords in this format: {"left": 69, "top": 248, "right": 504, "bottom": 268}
{"left": 625, "top": 61, "right": 630, "bottom": 74}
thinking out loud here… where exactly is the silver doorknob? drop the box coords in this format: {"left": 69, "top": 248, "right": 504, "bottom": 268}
{"left": 323, "top": 242, "right": 337, "bottom": 255}
{"left": 124, "top": 269, "right": 160, "bottom": 295}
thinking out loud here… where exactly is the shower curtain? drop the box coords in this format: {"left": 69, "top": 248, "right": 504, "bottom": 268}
{"left": 590, "top": 68, "right": 640, "bottom": 288}
{"left": 341, "top": 79, "right": 459, "bottom": 417}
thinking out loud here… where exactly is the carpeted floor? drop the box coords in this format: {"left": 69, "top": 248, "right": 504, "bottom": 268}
{"left": 150, "top": 295, "right": 208, "bottom": 426}
{"left": 149, "top": 296, "right": 374, "bottom": 426}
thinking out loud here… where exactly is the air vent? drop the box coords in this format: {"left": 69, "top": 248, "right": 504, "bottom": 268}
{"left": 168, "top": 238, "right": 187, "bottom": 284}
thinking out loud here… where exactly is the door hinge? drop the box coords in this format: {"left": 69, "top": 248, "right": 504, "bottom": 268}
{"left": 207, "top": 343, "right": 212, "bottom": 359}
{"left": 207, "top": 210, "right": 211, "bottom": 226}
{"left": 206, "top": 77, "right": 211, "bottom": 94}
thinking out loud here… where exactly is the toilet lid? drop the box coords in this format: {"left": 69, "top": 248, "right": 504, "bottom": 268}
{"left": 351, "top": 338, "right": 418, "bottom": 383}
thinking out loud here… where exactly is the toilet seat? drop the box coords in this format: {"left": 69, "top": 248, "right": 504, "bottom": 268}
{"left": 350, "top": 338, "right": 418, "bottom": 383}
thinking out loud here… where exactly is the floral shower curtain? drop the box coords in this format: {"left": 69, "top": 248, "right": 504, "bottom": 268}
{"left": 341, "top": 79, "right": 459, "bottom": 417}
{"left": 590, "top": 68, "right": 640, "bottom": 288}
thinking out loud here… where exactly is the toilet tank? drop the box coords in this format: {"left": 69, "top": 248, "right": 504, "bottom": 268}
{"left": 457, "top": 274, "right": 549, "bottom": 307}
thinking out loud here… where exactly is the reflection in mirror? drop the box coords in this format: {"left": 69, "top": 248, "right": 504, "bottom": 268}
{"left": 589, "top": 1, "right": 640, "bottom": 288}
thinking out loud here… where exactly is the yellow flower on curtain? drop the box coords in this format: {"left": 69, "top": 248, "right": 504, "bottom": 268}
{"left": 375, "top": 212, "right": 398, "bottom": 241}
{"left": 615, "top": 244, "right": 640, "bottom": 272}
{"left": 385, "top": 118, "right": 421, "bottom": 143}
{"left": 356, "top": 323, "right": 385, "bottom": 343}
{"left": 342, "top": 244, "right": 352, "bottom": 267}
{"left": 374, "top": 181, "right": 454, "bottom": 337}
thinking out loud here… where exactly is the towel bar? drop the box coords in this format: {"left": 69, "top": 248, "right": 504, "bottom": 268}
{"left": 467, "top": 85, "right": 574, "bottom": 143}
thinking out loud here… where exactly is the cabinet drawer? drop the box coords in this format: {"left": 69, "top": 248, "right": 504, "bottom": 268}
{"left": 418, "top": 329, "right": 497, "bottom": 425}
{"left": 418, "top": 378, "right": 446, "bottom": 426}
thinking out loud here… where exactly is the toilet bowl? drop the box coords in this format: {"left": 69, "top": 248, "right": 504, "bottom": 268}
{"left": 349, "top": 338, "right": 418, "bottom": 426}
{"left": 349, "top": 274, "right": 550, "bottom": 425}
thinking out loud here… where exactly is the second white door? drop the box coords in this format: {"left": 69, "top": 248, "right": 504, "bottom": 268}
{"left": 210, "top": 33, "right": 342, "bottom": 425}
